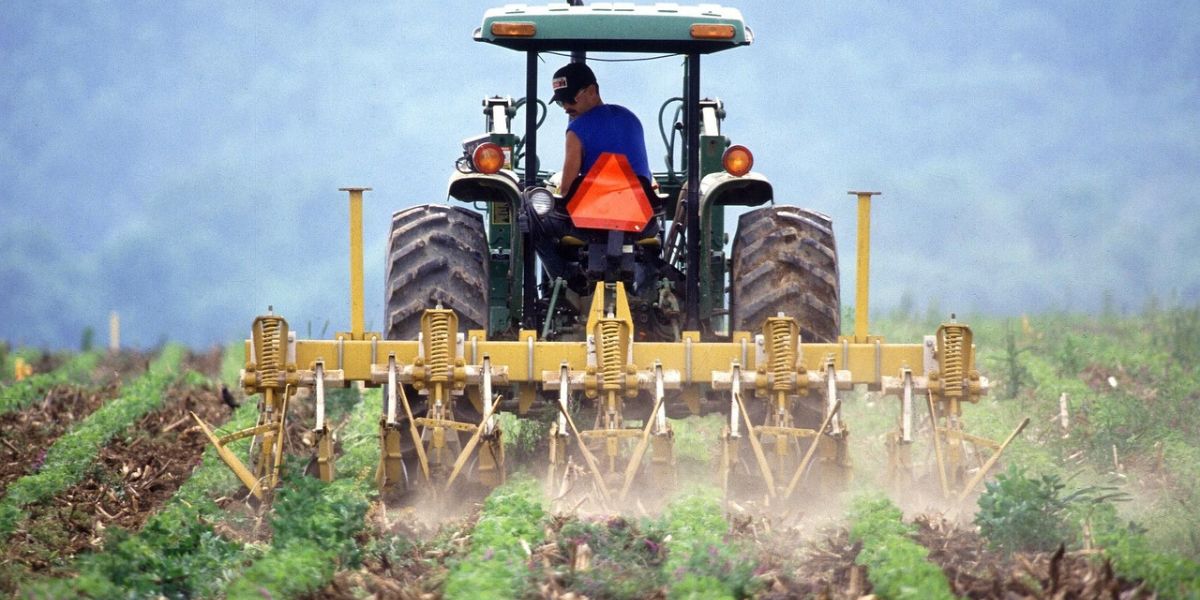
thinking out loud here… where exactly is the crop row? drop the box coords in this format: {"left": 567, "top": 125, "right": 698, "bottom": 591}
{"left": 444, "top": 475, "right": 547, "bottom": 599}
{"left": 0, "top": 351, "right": 100, "bottom": 416}
{"left": 659, "top": 491, "right": 756, "bottom": 599}
{"left": 0, "top": 346, "right": 184, "bottom": 539}
{"left": 224, "top": 386, "right": 375, "bottom": 599}
{"left": 848, "top": 496, "right": 955, "bottom": 600}
{"left": 20, "top": 343, "right": 254, "bottom": 598}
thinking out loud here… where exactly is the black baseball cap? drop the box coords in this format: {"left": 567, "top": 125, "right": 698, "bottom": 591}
{"left": 550, "top": 62, "right": 597, "bottom": 104}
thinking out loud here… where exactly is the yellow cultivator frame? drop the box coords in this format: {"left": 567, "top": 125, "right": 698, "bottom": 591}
{"left": 196, "top": 189, "right": 1022, "bottom": 506}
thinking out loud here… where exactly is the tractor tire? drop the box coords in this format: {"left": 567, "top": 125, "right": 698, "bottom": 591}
{"left": 730, "top": 206, "right": 841, "bottom": 343}
{"left": 384, "top": 204, "right": 489, "bottom": 340}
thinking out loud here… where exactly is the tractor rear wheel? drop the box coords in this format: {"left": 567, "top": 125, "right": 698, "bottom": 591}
{"left": 384, "top": 204, "right": 489, "bottom": 340}
{"left": 730, "top": 206, "right": 841, "bottom": 343}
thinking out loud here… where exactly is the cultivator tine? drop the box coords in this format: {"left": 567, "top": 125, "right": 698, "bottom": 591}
{"left": 391, "top": 355, "right": 429, "bottom": 484}
{"left": 312, "top": 362, "right": 335, "bottom": 482}
{"left": 190, "top": 411, "right": 265, "bottom": 500}
{"left": 783, "top": 399, "right": 842, "bottom": 500}
{"left": 553, "top": 392, "right": 612, "bottom": 508}
{"left": 926, "top": 390, "right": 951, "bottom": 498}
{"left": 953, "top": 417, "right": 1030, "bottom": 509}
{"left": 444, "top": 393, "right": 502, "bottom": 492}
{"left": 618, "top": 363, "right": 668, "bottom": 501}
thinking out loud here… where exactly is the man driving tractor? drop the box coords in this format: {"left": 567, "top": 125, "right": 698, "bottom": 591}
{"left": 525, "top": 61, "right": 656, "bottom": 290}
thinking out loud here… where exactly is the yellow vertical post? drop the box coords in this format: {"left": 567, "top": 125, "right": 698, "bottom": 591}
{"left": 108, "top": 311, "right": 120, "bottom": 352}
{"left": 848, "top": 191, "right": 880, "bottom": 342}
{"left": 339, "top": 187, "right": 371, "bottom": 340}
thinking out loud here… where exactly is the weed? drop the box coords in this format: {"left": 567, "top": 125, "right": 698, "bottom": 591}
{"left": 975, "top": 465, "right": 1127, "bottom": 554}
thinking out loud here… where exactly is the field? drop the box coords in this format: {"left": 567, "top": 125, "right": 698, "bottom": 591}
{"left": 1, "top": 306, "right": 1198, "bottom": 599}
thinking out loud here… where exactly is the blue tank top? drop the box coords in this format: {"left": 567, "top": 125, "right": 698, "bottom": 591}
{"left": 567, "top": 104, "right": 652, "bottom": 181}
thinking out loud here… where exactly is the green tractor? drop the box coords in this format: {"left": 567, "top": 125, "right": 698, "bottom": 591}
{"left": 385, "top": 3, "right": 840, "bottom": 349}
{"left": 200, "top": 4, "right": 1007, "bottom": 505}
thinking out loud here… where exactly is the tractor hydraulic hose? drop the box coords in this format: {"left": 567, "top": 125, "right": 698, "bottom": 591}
{"left": 541, "top": 277, "right": 565, "bottom": 340}
{"left": 657, "top": 97, "right": 684, "bottom": 178}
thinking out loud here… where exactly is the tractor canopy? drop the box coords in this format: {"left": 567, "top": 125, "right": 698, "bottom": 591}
{"left": 476, "top": 3, "right": 752, "bottom": 54}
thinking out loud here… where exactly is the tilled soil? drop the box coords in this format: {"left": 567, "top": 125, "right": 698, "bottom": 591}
{"left": 911, "top": 514, "right": 1149, "bottom": 599}
{"left": 1, "top": 382, "right": 231, "bottom": 577}
{"left": 0, "top": 383, "right": 121, "bottom": 494}
{"left": 310, "top": 505, "right": 1155, "bottom": 600}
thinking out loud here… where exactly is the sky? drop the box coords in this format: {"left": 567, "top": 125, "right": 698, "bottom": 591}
{"left": 1, "top": 1, "right": 1197, "bottom": 349}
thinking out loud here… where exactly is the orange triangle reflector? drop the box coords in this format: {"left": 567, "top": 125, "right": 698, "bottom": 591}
{"left": 566, "top": 152, "right": 654, "bottom": 232}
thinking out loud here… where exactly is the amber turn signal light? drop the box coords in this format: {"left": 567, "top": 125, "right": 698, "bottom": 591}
{"left": 473, "top": 142, "right": 506, "bottom": 174}
{"left": 491, "top": 22, "right": 536, "bottom": 37}
{"left": 722, "top": 145, "right": 753, "bottom": 176}
{"left": 690, "top": 24, "right": 735, "bottom": 39}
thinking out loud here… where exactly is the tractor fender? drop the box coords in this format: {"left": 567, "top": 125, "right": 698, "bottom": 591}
{"left": 447, "top": 170, "right": 522, "bottom": 206}
{"left": 698, "top": 171, "right": 773, "bottom": 209}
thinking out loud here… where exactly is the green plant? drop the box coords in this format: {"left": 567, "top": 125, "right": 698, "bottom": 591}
{"left": 1095, "top": 520, "right": 1200, "bottom": 600}
{"left": 975, "top": 465, "right": 1127, "bottom": 554}
{"left": 660, "top": 490, "right": 758, "bottom": 600}
{"left": 444, "top": 475, "right": 546, "bottom": 600}
{"left": 556, "top": 516, "right": 666, "bottom": 599}
{"left": 848, "top": 496, "right": 954, "bottom": 600}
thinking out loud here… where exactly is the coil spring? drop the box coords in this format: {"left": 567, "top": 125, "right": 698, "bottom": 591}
{"left": 941, "top": 325, "right": 965, "bottom": 395}
{"left": 426, "top": 311, "right": 452, "bottom": 383}
{"left": 258, "top": 316, "right": 283, "bottom": 388}
{"left": 598, "top": 320, "right": 623, "bottom": 391}
{"left": 768, "top": 320, "right": 795, "bottom": 392}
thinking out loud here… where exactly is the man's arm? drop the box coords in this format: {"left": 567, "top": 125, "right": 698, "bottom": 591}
{"left": 560, "top": 131, "right": 583, "bottom": 196}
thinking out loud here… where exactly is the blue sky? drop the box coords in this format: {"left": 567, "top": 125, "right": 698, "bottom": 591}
{"left": 2, "top": 1, "right": 1197, "bottom": 348}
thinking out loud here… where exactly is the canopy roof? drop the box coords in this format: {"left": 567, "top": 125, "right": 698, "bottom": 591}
{"left": 476, "top": 3, "right": 751, "bottom": 54}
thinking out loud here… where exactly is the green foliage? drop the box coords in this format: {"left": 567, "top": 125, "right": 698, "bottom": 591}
{"left": 23, "top": 508, "right": 252, "bottom": 600}
{"left": 0, "top": 346, "right": 183, "bottom": 538}
{"left": 976, "top": 465, "right": 1127, "bottom": 554}
{"left": 847, "top": 496, "right": 954, "bottom": 600}
{"left": 1095, "top": 524, "right": 1200, "bottom": 600}
{"left": 0, "top": 351, "right": 100, "bottom": 416}
{"left": 496, "top": 411, "right": 546, "bottom": 464}
{"left": 670, "top": 414, "right": 725, "bottom": 463}
{"left": 444, "top": 476, "right": 546, "bottom": 600}
{"left": 219, "top": 341, "right": 246, "bottom": 387}
{"left": 660, "top": 490, "right": 757, "bottom": 600}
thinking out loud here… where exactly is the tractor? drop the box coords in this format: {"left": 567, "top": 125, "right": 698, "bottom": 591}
{"left": 195, "top": 3, "right": 1024, "bottom": 512}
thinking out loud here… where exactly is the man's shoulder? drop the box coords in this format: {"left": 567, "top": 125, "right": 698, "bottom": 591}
{"left": 605, "top": 104, "right": 640, "bottom": 121}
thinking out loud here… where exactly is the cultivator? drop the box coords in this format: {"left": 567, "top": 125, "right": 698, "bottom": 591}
{"left": 193, "top": 190, "right": 1018, "bottom": 508}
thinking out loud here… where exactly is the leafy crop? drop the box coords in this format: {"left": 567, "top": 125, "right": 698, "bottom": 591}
{"left": 0, "top": 345, "right": 183, "bottom": 538}
{"left": 0, "top": 351, "right": 100, "bottom": 416}
{"left": 848, "top": 496, "right": 954, "bottom": 600}
{"left": 444, "top": 475, "right": 546, "bottom": 600}
{"left": 660, "top": 490, "right": 757, "bottom": 599}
